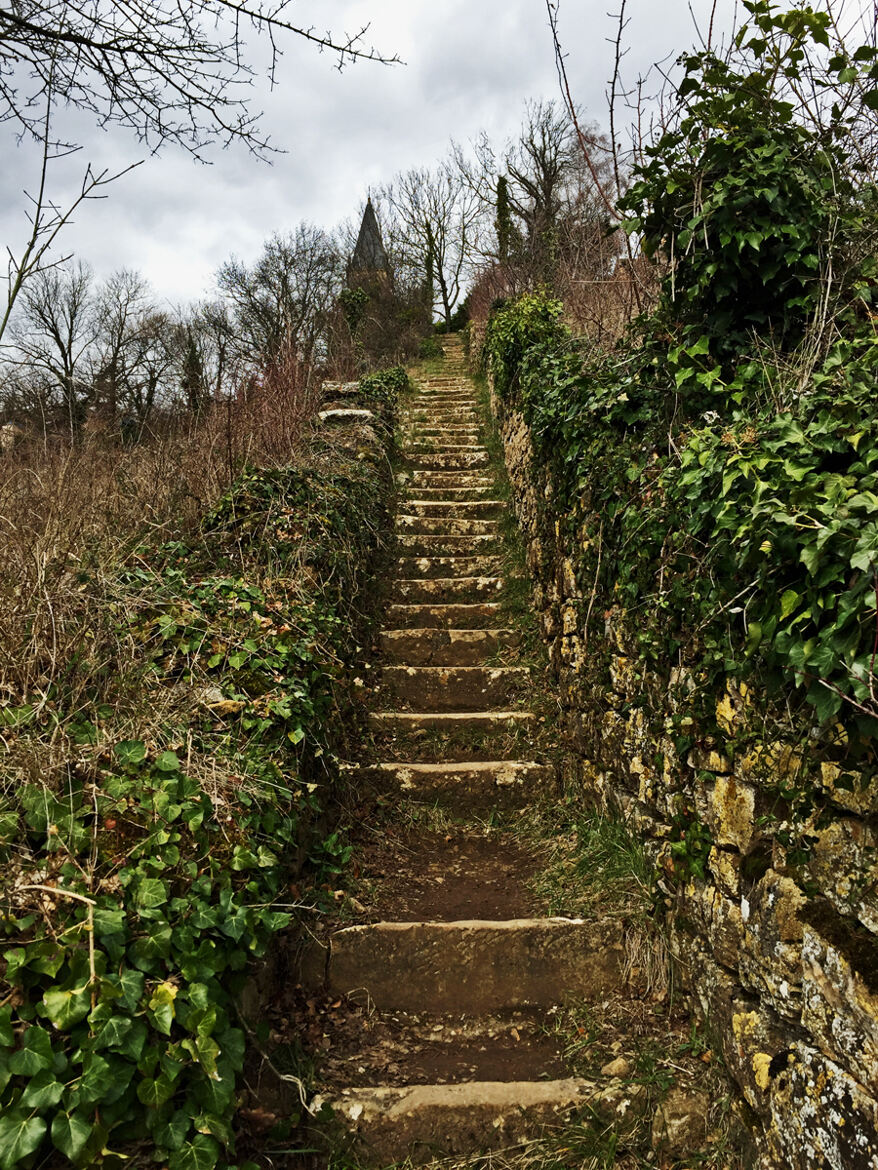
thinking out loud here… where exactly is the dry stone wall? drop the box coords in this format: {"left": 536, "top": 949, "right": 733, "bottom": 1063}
{"left": 493, "top": 388, "right": 878, "bottom": 1170}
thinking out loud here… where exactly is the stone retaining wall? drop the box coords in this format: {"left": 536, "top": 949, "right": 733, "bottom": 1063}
{"left": 493, "top": 389, "right": 878, "bottom": 1170}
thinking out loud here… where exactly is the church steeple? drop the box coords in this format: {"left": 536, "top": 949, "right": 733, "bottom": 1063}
{"left": 349, "top": 197, "right": 389, "bottom": 278}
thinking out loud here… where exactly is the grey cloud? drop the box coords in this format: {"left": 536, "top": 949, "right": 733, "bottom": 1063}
{"left": 0, "top": 0, "right": 739, "bottom": 304}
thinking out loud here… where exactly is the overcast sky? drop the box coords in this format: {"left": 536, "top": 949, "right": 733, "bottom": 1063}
{"left": 1, "top": 0, "right": 743, "bottom": 309}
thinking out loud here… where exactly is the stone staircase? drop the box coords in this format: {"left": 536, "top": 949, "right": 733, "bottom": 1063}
{"left": 304, "top": 336, "right": 628, "bottom": 1165}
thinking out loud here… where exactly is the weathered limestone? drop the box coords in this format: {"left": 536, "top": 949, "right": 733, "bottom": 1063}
{"left": 380, "top": 627, "right": 520, "bottom": 665}
{"left": 316, "top": 1078, "right": 636, "bottom": 1164}
{"left": 369, "top": 709, "right": 535, "bottom": 732}
{"left": 387, "top": 602, "right": 504, "bottom": 628}
{"left": 395, "top": 555, "right": 503, "bottom": 579}
{"left": 381, "top": 665, "right": 529, "bottom": 711}
{"left": 353, "top": 760, "right": 554, "bottom": 808}
{"left": 321, "top": 919, "right": 623, "bottom": 1012}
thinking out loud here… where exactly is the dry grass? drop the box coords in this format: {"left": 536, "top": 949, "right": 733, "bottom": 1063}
{"left": 0, "top": 344, "right": 323, "bottom": 825}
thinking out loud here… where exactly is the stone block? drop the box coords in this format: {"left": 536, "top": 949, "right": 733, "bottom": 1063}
{"left": 740, "top": 871, "right": 806, "bottom": 1019}
{"left": 801, "top": 912, "right": 878, "bottom": 1095}
{"left": 766, "top": 1044, "right": 878, "bottom": 1170}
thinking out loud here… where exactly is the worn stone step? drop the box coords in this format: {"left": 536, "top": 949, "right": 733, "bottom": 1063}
{"left": 369, "top": 710, "right": 535, "bottom": 733}
{"left": 314, "top": 1008, "right": 569, "bottom": 1091}
{"left": 318, "top": 1077, "right": 644, "bottom": 1166}
{"left": 391, "top": 577, "right": 504, "bottom": 605}
{"left": 380, "top": 665, "right": 529, "bottom": 711}
{"left": 406, "top": 447, "right": 488, "bottom": 461}
{"left": 356, "top": 760, "right": 554, "bottom": 807}
{"left": 401, "top": 432, "right": 482, "bottom": 445}
{"left": 396, "top": 516, "right": 499, "bottom": 538}
{"left": 406, "top": 452, "right": 491, "bottom": 470}
{"left": 314, "top": 918, "right": 622, "bottom": 1012}
{"left": 387, "top": 603, "right": 504, "bottom": 629}
{"left": 405, "top": 425, "right": 484, "bottom": 435}
{"left": 396, "top": 535, "right": 500, "bottom": 558}
{"left": 397, "top": 472, "right": 494, "bottom": 490}
{"left": 381, "top": 627, "right": 519, "bottom": 665}
{"left": 405, "top": 500, "right": 504, "bottom": 519}
{"left": 409, "top": 397, "right": 479, "bottom": 407}
{"left": 405, "top": 411, "right": 481, "bottom": 425}
{"left": 395, "top": 556, "right": 503, "bottom": 580}
{"left": 399, "top": 486, "right": 497, "bottom": 502}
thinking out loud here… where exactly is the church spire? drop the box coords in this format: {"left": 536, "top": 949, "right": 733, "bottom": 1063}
{"left": 349, "top": 197, "right": 389, "bottom": 276}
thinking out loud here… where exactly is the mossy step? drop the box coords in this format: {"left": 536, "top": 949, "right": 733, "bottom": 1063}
{"left": 354, "top": 760, "right": 554, "bottom": 806}
{"left": 380, "top": 627, "right": 520, "bottom": 666}
{"left": 395, "top": 535, "right": 501, "bottom": 557}
{"left": 396, "top": 516, "right": 499, "bottom": 537}
{"left": 405, "top": 444, "right": 488, "bottom": 456}
{"left": 369, "top": 710, "right": 535, "bottom": 732}
{"left": 316, "top": 1077, "right": 643, "bottom": 1166}
{"left": 395, "top": 555, "right": 503, "bottom": 580}
{"left": 391, "top": 577, "right": 504, "bottom": 605}
{"left": 386, "top": 602, "right": 503, "bottom": 629}
{"left": 404, "top": 500, "right": 504, "bottom": 519}
{"left": 397, "top": 472, "right": 494, "bottom": 490}
{"left": 405, "top": 452, "right": 491, "bottom": 470}
{"left": 379, "top": 665, "right": 529, "bottom": 711}
{"left": 398, "top": 486, "right": 498, "bottom": 501}
{"left": 309, "top": 918, "right": 623, "bottom": 1012}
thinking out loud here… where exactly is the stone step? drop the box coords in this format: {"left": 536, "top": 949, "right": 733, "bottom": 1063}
{"left": 404, "top": 411, "right": 481, "bottom": 424}
{"left": 399, "top": 486, "right": 497, "bottom": 501}
{"left": 409, "top": 396, "right": 479, "bottom": 405}
{"left": 404, "top": 500, "right": 504, "bottom": 519}
{"left": 381, "top": 627, "right": 519, "bottom": 665}
{"left": 379, "top": 665, "right": 529, "bottom": 712}
{"left": 387, "top": 603, "right": 504, "bottom": 629}
{"left": 406, "top": 444, "right": 487, "bottom": 457}
{"left": 397, "top": 472, "right": 494, "bottom": 490}
{"left": 369, "top": 710, "right": 535, "bottom": 733}
{"left": 402, "top": 421, "right": 481, "bottom": 431}
{"left": 396, "top": 516, "right": 499, "bottom": 538}
{"left": 406, "top": 452, "right": 490, "bottom": 470}
{"left": 400, "top": 430, "right": 482, "bottom": 442}
{"left": 391, "top": 577, "right": 504, "bottom": 605}
{"left": 313, "top": 918, "right": 622, "bottom": 1012}
{"left": 354, "top": 760, "right": 554, "bottom": 807}
{"left": 314, "top": 1007, "right": 569, "bottom": 1089}
{"left": 396, "top": 534, "right": 500, "bottom": 557}
{"left": 317, "top": 1077, "right": 644, "bottom": 1166}
{"left": 395, "top": 556, "right": 503, "bottom": 580}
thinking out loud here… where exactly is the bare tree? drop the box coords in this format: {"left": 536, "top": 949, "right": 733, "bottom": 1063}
{"left": 382, "top": 162, "right": 482, "bottom": 327}
{"left": 7, "top": 261, "right": 96, "bottom": 433}
{"left": 217, "top": 225, "right": 344, "bottom": 368}
{"left": 0, "top": 3, "right": 397, "bottom": 157}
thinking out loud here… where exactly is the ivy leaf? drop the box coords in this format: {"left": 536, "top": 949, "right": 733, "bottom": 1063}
{"left": 168, "top": 1135, "right": 221, "bottom": 1170}
{"left": 0, "top": 1112, "right": 47, "bottom": 1168}
{"left": 779, "top": 590, "right": 800, "bottom": 620}
{"left": 41, "top": 984, "right": 91, "bottom": 1031}
{"left": 155, "top": 751, "right": 181, "bottom": 773}
{"left": 148, "top": 983, "right": 178, "bottom": 1036}
{"left": 50, "top": 1112, "right": 92, "bottom": 1160}
{"left": 114, "top": 740, "right": 146, "bottom": 766}
{"left": 153, "top": 1108, "right": 191, "bottom": 1152}
{"left": 8, "top": 1025, "right": 53, "bottom": 1075}
{"left": 20, "top": 1069, "right": 64, "bottom": 1109}
{"left": 137, "top": 1073, "right": 176, "bottom": 1108}
{"left": 0, "top": 1007, "right": 13, "bottom": 1047}
{"left": 135, "top": 878, "right": 168, "bottom": 909}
